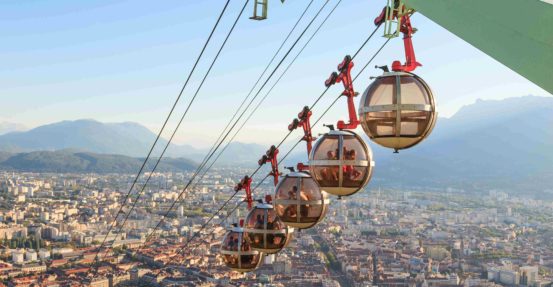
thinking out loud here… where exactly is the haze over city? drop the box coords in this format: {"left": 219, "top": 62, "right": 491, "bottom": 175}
{"left": 0, "top": 1, "right": 552, "bottom": 287}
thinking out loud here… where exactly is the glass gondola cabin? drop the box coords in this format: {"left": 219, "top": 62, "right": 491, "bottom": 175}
{"left": 308, "top": 130, "right": 374, "bottom": 197}
{"left": 273, "top": 171, "right": 328, "bottom": 229}
{"left": 359, "top": 71, "right": 436, "bottom": 152}
{"left": 220, "top": 224, "right": 263, "bottom": 272}
{"left": 244, "top": 201, "right": 292, "bottom": 254}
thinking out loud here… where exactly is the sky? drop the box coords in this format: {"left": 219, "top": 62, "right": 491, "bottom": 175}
{"left": 0, "top": 0, "right": 550, "bottom": 148}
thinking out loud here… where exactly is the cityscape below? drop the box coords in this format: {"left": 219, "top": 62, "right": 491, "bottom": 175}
{"left": 0, "top": 168, "right": 552, "bottom": 286}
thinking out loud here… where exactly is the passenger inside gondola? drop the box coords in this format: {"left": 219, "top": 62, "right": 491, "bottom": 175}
{"left": 320, "top": 150, "right": 339, "bottom": 183}
{"left": 232, "top": 238, "right": 239, "bottom": 251}
{"left": 344, "top": 149, "right": 361, "bottom": 180}
{"left": 284, "top": 189, "right": 298, "bottom": 219}
{"left": 252, "top": 214, "right": 265, "bottom": 244}
{"left": 240, "top": 238, "right": 254, "bottom": 265}
{"left": 227, "top": 234, "right": 236, "bottom": 250}
{"left": 255, "top": 214, "right": 264, "bottom": 229}
{"left": 269, "top": 211, "right": 285, "bottom": 247}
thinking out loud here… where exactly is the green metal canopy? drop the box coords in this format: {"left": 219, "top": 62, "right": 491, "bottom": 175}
{"left": 403, "top": 0, "right": 553, "bottom": 95}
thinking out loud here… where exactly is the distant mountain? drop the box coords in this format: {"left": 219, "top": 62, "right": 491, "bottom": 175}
{"left": 370, "top": 96, "right": 553, "bottom": 196}
{"left": 0, "top": 122, "right": 26, "bottom": 135}
{"left": 0, "top": 119, "right": 268, "bottom": 165}
{"left": 4, "top": 96, "right": 553, "bottom": 193}
{"left": 0, "top": 119, "right": 184, "bottom": 156}
{"left": 213, "top": 142, "right": 269, "bottom": 166}
{"left": 0, "top": 150, "right": 196, "bottom": 173}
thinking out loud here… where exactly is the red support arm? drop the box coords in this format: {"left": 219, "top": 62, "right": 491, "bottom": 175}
{"left": 288, "top": 106, "right": 317, "bottom": 156}
{"left": 258, "top": 145, "right": 280, "bottom": 186}
{"left": 392, "top": 14, "right": 421, "bottom": 72}
{"left": 374, "top": 2, "right": 421, "bottom": 72}
{"left": 234, "top": 175, "right": 253, "bottom": 209}
{"left": 325, "top": 55, "right": 360, "bottom": 130}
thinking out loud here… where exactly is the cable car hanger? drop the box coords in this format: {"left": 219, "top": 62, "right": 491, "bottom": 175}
{"left": 258, "top": 145, "right": 280, "bottom": 186}
{"left": 325, "top": 55, "right": 360, "bottom": 130}
{"left": 374, "top": 0, "right": 420, "bottom": 72}
{"left": 288, "top": 106, "right": 316, "bottom": 156}
{"left": 234, "top": 175, "right": 254, "bottom": 209}
{"left": 251, "top": 0, "right": 286, "bottom": 20}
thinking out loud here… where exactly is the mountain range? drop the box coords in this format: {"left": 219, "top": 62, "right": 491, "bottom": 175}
{"left": 0, "top": 119, "right": 267, "bottom": 165}
{"left": 369, "top": 96, "right": 553, "bottom": 196}
{"left": 1, "top": 96, "right": 553, "bottom": 195}
{"left": 0, "top": 150, "right": 196, "bottom": 173}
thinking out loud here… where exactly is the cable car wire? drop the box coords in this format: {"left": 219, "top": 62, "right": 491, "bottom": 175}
{"left": 159, "top": 173, "right": 269, "bottom": 272}
{"left": 309, "top": 22, "right": 382, "bottom": 112}
{"left": 247, "top": 22, "right": 383, "bottom": 181}
{"left": 182, "top": 0, "right": 331, "bottom": 187}
{"left": 151, "top": 196, "right": 244, "bottom": 276}
{"left": 193, "top": 0, "right": 343, "bottom": 186}
{"left": 196, "top": 36, "right": 391, "bottom": 250}
{"left": 138, "top": 0, "right": 342, "bottom": 254}
{"left": 108, "top": 0, "right": 250, "bottom": 245}
{"left": 94, "top": 0, "right": 249, "bottom": 265}
{"left": 196, "top": 0, "right": 315, "bottom": 177}
{"left": 183, "top": 0, "right": 317, "bottom": 198}
{"left": 156, "top": 37, "right": 391, "bottom": 271}
{"left": 254, "top": 37, "right": 393, "bottom": 190}
{"left": 137, "top": 0, "right": 332, "bottom": 250}
{"left": 91, "top": 0, "right": 232, "bottom": 268}
{"left": 132, "top": 0, "right": 321, "bottom": 251}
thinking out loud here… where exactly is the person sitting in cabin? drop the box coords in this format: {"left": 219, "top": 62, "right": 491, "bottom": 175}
{"left": 224, "top": 254, "right": 237, "bottom": 265}
{"left": 265, "top": 211, "right": 276, "bottom": 246}
{"left": 343, "top": 149, "right": 362, "bottom": 181}
{"left": 252, "top": 214, "right": 264, "bottom": 245}
{"left": 284, "top": 189, "right": 298, "bottom": 220}
{"left": 241, "top": 239, "right": 251, "bottom": 251}
{"left": 320, "top": 150, "right": 339, "bottom": 183}
{"left": 254, "top": 214, "right": 264, "bottom": 229}
{"left": 227, "top": 235, "right": 236, "bottom": 250}
{"left": 232, "top": 238, "right": 239, "bottom": 251}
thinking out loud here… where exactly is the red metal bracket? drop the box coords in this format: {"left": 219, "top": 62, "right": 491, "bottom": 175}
{"left": 296, "top": 162, "right": 309, "bottom": 172}
{"left": 258, "top": 145, "right": 280, "bottom": 186}
{"left": 393, "top": 14, "right": 420, "bottom": 72}
{"left": 288, "top": 106, "right": 317, "bottom": 156}
{"left": 234, "top": 175, "right": 253, "bottom": 209}
{"left": 325, "top": 55, "right": 360, "bottom": 130}
{"left": 374, "top": 3, "right": 421, "bottom": 72}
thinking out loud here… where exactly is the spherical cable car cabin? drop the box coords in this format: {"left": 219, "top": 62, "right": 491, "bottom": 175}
{"left": 273, "top": 171, "right": 328, "bottom": 229}
{"left": 244, "top": 200, "right": 292, "bottom": 254}
{"left": 309, "top": 129, "right": 374, "bottom": 197}
{"left": 220, "top": 223, "right": 263, "bottom": 272}
{"left": 359, "top": 71, "right": 436, "bottom": 152}
{"left": 361, "top": 3, "right": 437, "bottom": 152}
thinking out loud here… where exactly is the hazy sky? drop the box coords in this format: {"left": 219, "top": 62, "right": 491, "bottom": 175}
{"left": 1, "top": 0, "right": 550, "bottom": 148}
